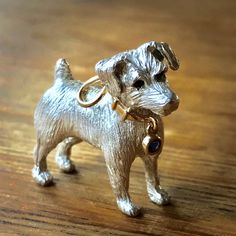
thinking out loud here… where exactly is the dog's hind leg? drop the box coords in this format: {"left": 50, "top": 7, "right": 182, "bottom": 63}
{"left": 55, "top": 137, "right": 82, "bottom": 173}
{"left": 142, "top": 156, "right": 170, "bottom": 205}
{"left": 32, "top": 138, "right": 56, "bottom": 186}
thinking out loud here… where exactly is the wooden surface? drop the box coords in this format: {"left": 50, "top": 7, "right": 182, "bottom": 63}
{"left": 0, "top": 0, "right": 236, "bottom": 235}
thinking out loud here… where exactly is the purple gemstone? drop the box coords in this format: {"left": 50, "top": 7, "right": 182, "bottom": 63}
{"left": 148, "top": 139, "right": 161, "bottom": 154}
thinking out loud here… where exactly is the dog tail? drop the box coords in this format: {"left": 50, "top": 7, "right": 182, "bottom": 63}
{"left": 54, "top": 58, "right": 74, "bottom": 81}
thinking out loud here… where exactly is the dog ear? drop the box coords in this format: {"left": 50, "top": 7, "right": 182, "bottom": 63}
{"left": 146, "top": 41, "right": 180, "bottom": 70}
{"left": 95, "top": 58, "right": 127, "bottom": 97}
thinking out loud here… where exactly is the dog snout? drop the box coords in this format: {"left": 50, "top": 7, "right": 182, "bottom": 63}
{"left": 169, "top": 94, "right": 179, "bottom": 106}
{"left": 161, "top": 94, "right": 179, "bottom": 116}
{"left": 168, "top": 94, "right": 179, "bottom": 111}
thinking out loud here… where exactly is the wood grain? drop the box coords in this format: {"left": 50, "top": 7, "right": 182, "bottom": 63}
{"left": 0, "top": 0, "right": 235, "bottom": 235}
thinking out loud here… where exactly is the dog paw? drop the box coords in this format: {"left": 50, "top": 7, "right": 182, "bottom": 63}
{"left": 117, "top": 198, "right": 141, "bottom": 217}
{"left": 32, "top": 166, "right": 53, "bottom": 186}
{"left": 55, "top": 155, "right": 75, "bottom": 173}
{"left": 148, "top": 186, "right": 170, "bottom": 205}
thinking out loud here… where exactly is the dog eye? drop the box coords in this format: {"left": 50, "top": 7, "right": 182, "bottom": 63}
{"left": 132, "top": 79, "right": 145, "bottom": 90}
{"left": 154, "top": 72, "right": 166, "bottom": 82}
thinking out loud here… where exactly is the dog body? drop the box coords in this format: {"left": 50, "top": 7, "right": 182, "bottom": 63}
{"left": 32, "top": 41, "right": 179, "bottom": 216}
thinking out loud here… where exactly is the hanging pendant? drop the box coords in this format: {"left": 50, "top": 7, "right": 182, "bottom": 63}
{"left": 142, "top": 134, "right": 162, "bottom": 156}
{"left": 142, "top": 118, "right": 162, "bottom": 156}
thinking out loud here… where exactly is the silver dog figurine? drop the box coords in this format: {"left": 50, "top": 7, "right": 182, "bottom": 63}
{"left": 32, "top": 41, "right": 179, "bottom": 217}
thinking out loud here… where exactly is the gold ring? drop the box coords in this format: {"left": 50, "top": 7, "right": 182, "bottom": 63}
{"left": 146, "top": 117, "right": 158, "bottom": 132}
{"left": 77, "top": 75, "right": 107, "bottom": 107}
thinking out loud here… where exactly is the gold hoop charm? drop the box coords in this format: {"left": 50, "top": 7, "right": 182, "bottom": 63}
{"left": 77, "top": 75, "right": 107, "bottom": 107}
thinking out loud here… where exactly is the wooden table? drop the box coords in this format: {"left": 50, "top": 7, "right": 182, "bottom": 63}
{"left": 0, "top": 0, "right": 235, "bottom": 235}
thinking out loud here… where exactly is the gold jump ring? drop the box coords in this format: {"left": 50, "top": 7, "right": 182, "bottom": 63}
{"left": 146, "top": 117, "right": 158, "bottom": 133}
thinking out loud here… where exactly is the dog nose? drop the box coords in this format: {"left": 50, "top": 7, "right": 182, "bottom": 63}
{"left": 167, "top": 95, "right": 179, "bottom": 112}
{"left": 169, "top": 94, "right": 179, "bottom": 105}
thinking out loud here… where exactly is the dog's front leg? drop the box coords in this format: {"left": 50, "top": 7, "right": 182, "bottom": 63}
{"left": 103, "top": 150, "right": 141, "bottom": 217}
{"left": 142, "top": 156, "right": 170, "bottom": 205}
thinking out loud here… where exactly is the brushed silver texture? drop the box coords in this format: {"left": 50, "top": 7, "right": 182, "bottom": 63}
{"left": 32, "top": 41, "right": 180, "bottom": 217}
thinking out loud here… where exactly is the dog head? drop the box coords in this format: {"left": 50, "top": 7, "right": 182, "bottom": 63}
{"left": 95, "top": 41, "right": 180, "bottom": 117}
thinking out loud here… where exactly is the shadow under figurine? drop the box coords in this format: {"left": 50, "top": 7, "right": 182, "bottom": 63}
{"left": 32, "top": 41, "right": 180, "bottom": 217}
